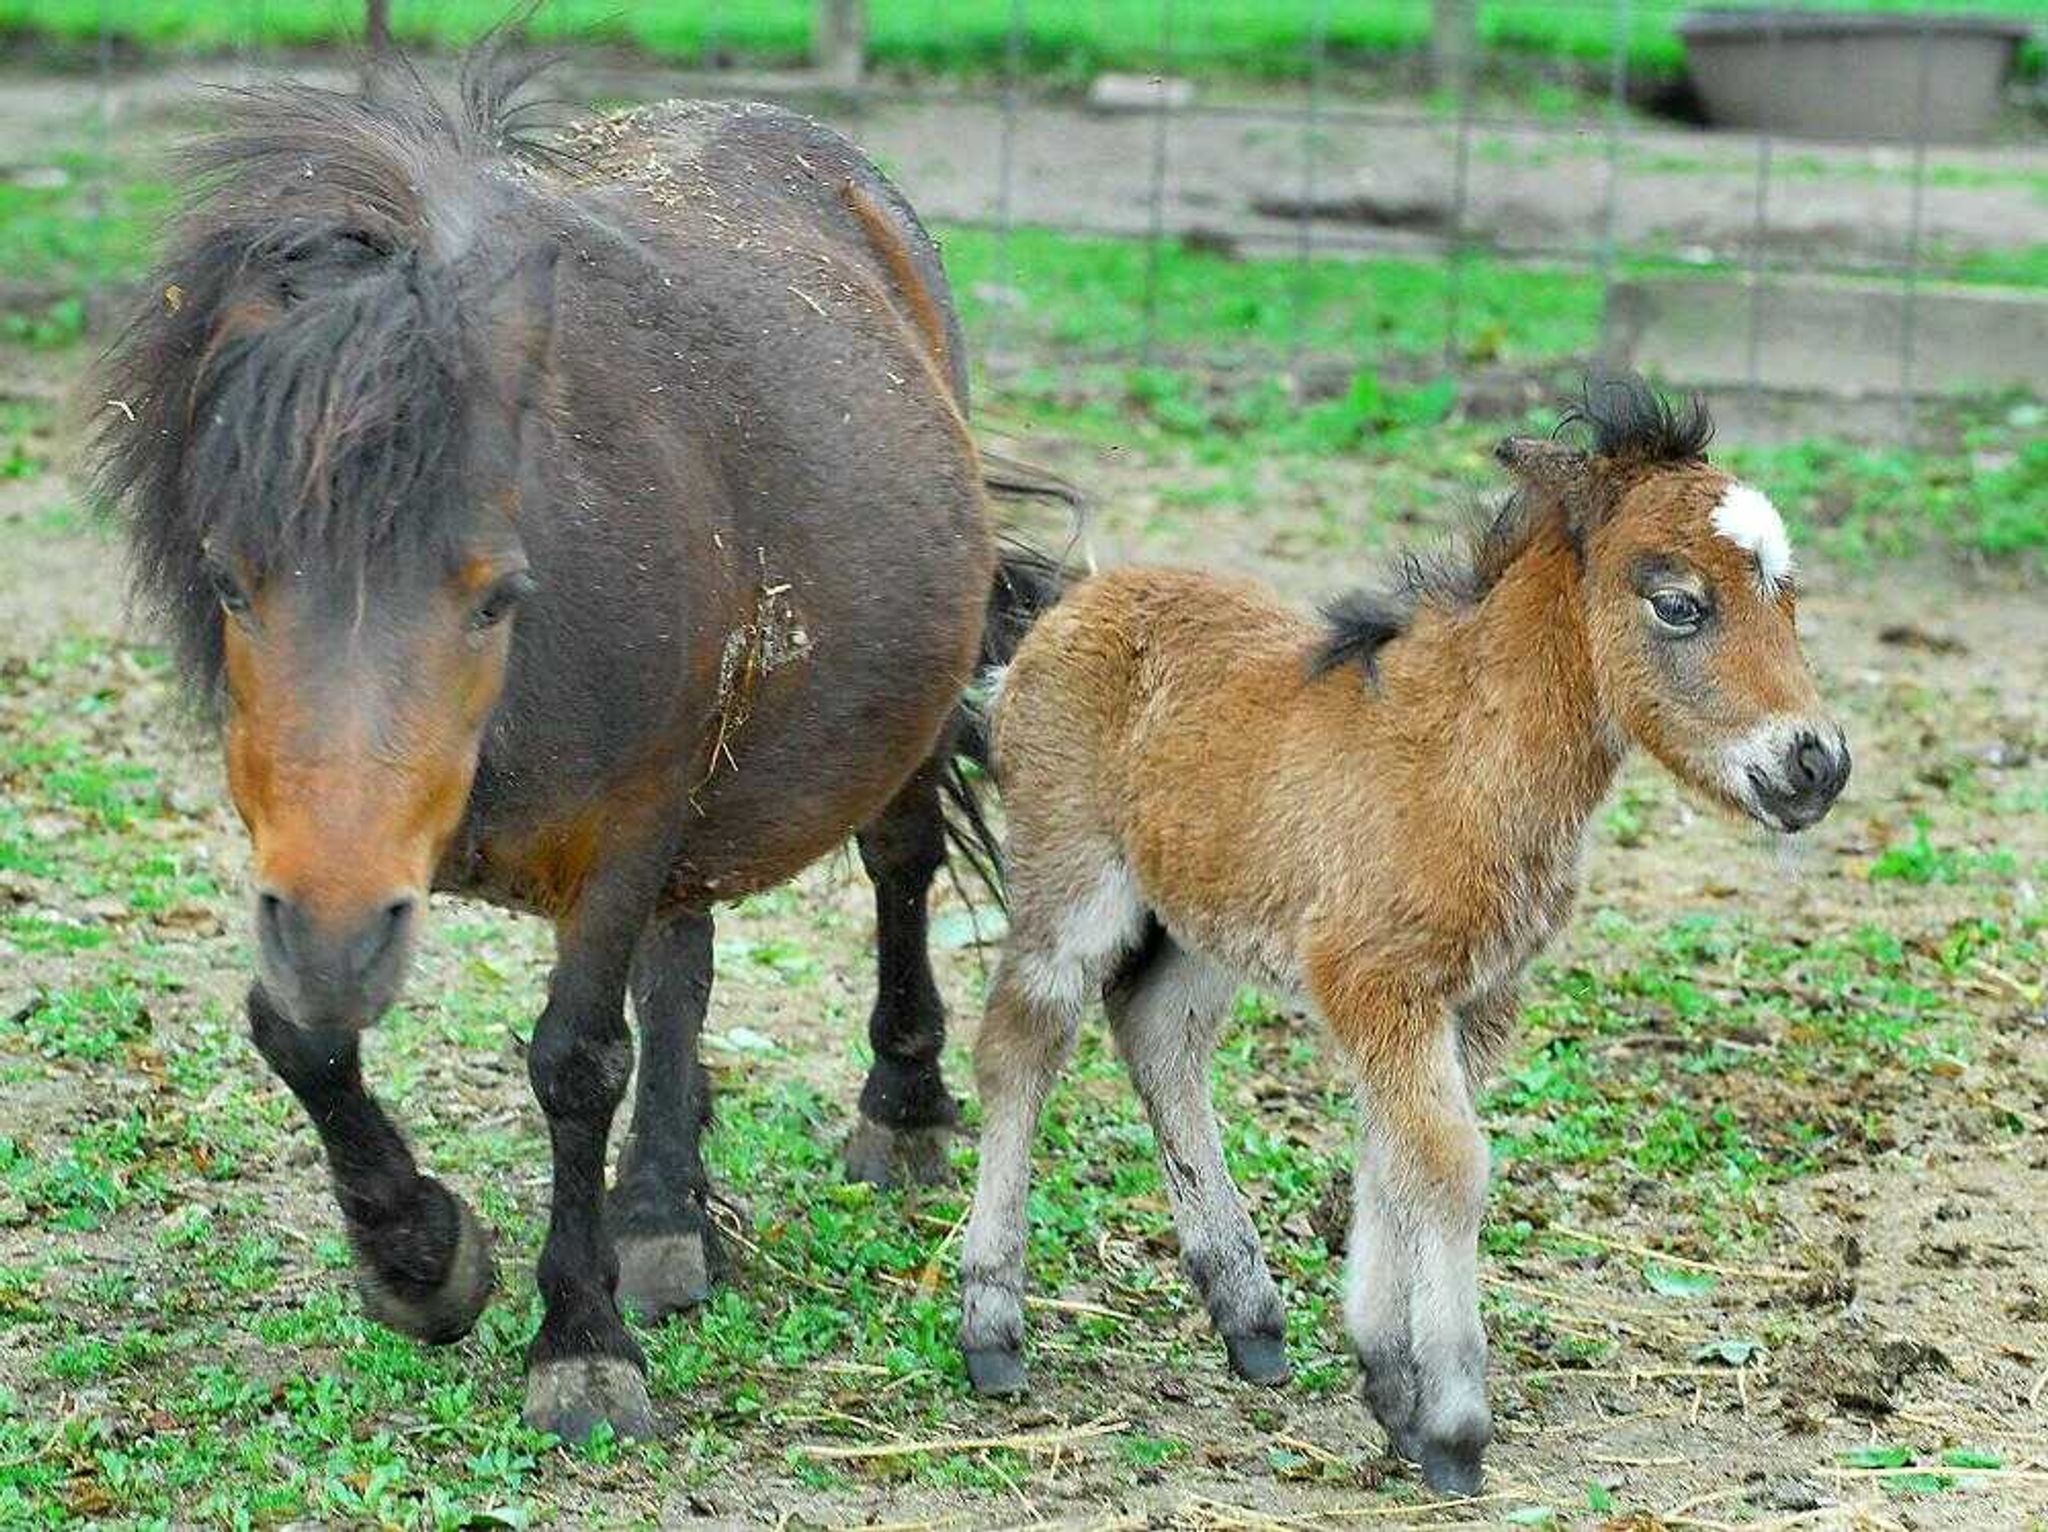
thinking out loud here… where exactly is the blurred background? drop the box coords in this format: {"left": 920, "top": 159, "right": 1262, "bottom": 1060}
{"left": 1, "top": 1, "right": 2042, "bottom": 444}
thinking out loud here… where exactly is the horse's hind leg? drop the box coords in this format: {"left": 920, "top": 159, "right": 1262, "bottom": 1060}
{"left": 843, "top": 760, "right": 959, "bottom": 1188}
{"left": 609, "top": 907, "right": 721, "bottom": 1324}
{"left": 956, "top": 952, "right": 1082, "bottom": 1396}
{"left": 248, "top": 986, "right": 495, "bottom": 1345}
{"left": 1103, "top": 929, "right": 1289, "bottom": 1386}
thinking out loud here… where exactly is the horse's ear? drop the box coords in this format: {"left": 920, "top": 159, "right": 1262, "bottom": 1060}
{"left": 1495, "top": 435, "right": 1621, "bottom": 540}
{"left": 485, "top": 243, "right": 560, "bottom": 421}
{"left": 1493, "top": 436, "right": 1588, "bottom": 484}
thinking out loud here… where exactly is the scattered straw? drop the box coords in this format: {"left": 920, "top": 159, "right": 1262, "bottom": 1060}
{"left": 793, "top": 1415, "right": 1126, "bottom": 1461}
{"left": 1816, "top": 1466, "right": 2048, "bottom": 1483}
{"left": 1548, "top": 1224, "right": 1808, "bottom": 1282}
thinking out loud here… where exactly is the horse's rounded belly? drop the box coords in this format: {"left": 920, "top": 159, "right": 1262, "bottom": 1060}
{"left": 666, "top": 532, "right": 990, "bottom": 903}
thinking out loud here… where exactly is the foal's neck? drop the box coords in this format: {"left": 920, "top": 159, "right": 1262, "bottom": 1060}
{"left": 1447, "top": 517, "right": 1622, "bottom": 854}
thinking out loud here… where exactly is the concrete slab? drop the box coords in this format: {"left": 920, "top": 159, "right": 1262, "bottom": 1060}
{"left": 1602, "top": 274, "right": 2047, "bottom": 398}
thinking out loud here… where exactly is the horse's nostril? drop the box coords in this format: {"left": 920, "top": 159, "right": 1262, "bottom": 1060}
{"left": 257, "top": 890, "right": 294, "bottom": 963}
{"left": 352, "top": 898, "right": 416, "bottom": 978}
{"left": 1792, "top": 734, "right": 1829, "bottom": 791}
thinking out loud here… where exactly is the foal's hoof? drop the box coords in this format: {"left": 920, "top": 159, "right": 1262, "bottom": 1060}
{"left": 1414, "top": 1426, "right": 1489, "bottom": 1497}
{"left": 523, "top": 1357, "right": 657, "bottom": 1446}
{"left": 615, "top": 1230, "right": 716, "bottom": 1325}
{"left": 357, "top": 1194, "right": 496, "bottom": 1345}
{"left": 963, "top": 1345, "right": 1028, "bottom": 1397}
{"left": 843, "top": 1114, "right": 954, "bottom": 1189}
{"left": 1223, "top": 1331, "right": 1291, "bottom": 1387}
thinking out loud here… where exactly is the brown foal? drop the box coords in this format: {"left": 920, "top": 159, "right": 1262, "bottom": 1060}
{"left": 956, "top": 376, "right": 1850, "bottom": 1493}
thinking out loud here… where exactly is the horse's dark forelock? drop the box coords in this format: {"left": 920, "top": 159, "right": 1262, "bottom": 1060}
{"left": 1558, "top": 371, "right": 1714, "bottom": 464}
{"left": 90, "top": 46, "right": 552, "bottom": 714}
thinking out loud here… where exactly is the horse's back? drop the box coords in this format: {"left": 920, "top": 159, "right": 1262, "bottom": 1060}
{"left": 563, "top": 100, "right": 968, "bottom": 406}
{"left": 994, "top": 566, "right": 1316, "bottom": 833}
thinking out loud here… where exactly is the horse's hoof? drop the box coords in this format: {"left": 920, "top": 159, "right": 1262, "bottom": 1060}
{"left": 963, "top": 1345, "right": 1027, "bottom": 1397}
{"left": 843, "top": 1114, "right": 954, "bottom": 1189}
{"left": 1416, "top": 1437, "right": 1486, "bottom": 1497}
{"left": 1223, "top": 1331, "right": 1290, "bottom": 1387}
{"left": 615, "top": 1231, "right": 715, "bottom": 1325}
{"left": 1406, "top": 1412, "right": 1490, "bottom": 1496}
{"left": 357, "top": 1193, "right": 496, "bottom": 1345}
{"left": 523, "top": 1356, "right": 657, "bottom": 1445}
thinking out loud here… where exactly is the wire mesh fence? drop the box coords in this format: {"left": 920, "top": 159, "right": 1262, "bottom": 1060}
{"left": 19, "top": 1, "right": 2048, "bottom": 426}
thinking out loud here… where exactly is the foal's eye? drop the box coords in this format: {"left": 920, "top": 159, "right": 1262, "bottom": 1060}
{"left": 470, "top": 570, "right": 536, "bottom": 632}
{"left": 1647, "top": 590, "right": 1706, "bottom": 634}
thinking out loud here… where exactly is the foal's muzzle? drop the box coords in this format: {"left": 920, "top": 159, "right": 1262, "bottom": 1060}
{"left": 255, "top": 889, "right": 419, "bottom": 1029}
{"left": 1745, "top": 727, "right": 1851, "bottom": 832}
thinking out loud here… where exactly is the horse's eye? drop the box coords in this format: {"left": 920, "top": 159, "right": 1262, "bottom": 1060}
{"left": 207, "top": 560, "right": 252, "bottom": 618}
{"left": 470, "top": 569, "right": 536, "bottom": 632}
{"left": 1648, "top": 590, "right": 1706, "bottom": 633}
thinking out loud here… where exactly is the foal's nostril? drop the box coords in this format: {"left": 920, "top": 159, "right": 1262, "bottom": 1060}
{"left": 1792, "top": 733, "right": 1830, "bottom": 791}
{"left": 256, "top": 890, "right": 415, "bottom": 1020}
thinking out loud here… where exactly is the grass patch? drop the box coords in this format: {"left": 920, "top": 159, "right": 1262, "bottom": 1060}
{"left": 3, "top": 0, "right": 2042, "bottom": 84}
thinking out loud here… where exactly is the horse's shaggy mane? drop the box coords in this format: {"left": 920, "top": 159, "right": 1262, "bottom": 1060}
{"left": 88, "top": 41, "right": 559, "bottom": 714}
{"left": 1311, "top": 373, "right": 1715, "bottom": 679}
{"left": 1309, "top": 495, "right": 1538, "bottom": 679}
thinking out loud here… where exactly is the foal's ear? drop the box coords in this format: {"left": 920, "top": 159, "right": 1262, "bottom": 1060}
{"left": 484, "top": 243, "right": 561, "bottom": 422}
{"left": 1493, "top": 436, "right": 1589, "bottom": 485}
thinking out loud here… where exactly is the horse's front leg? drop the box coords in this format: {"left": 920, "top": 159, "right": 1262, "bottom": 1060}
{"left": 249, "top": 986, "right": 496, "bottom": 1344}
{"left": 610, "top": 907, "right": 721, "bottom": 1323}
{"left": 1318, "top": 968, "right": 1492, "bottom": 1496}
{"left": 521, "top": 865, "right": 669, "bottom": 1443}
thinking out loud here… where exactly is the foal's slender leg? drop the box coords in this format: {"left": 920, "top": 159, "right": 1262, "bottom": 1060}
{"left": 956, "top": 954, "right": 1082, "bottom": 1396}
{"left": 249, "top": 987, "right": 495, "bottom": 1344}
{"left": 609, "top": 907, "right": 720, "bottom": 1324}
{"left": 1103, "top": 932, "right": 1288, "bottom": 1385}
{"left": 1330, "top": 985, "right": 1492, "bottom": 1495}
{"left": 844, "top": 760, "right": 959, "bottom": 1188}
{"left": 521, "top": 859, "right": 673, "bottom": 1443}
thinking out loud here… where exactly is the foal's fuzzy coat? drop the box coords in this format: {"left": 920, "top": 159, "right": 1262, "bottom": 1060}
{"left": 957, "top": 378, "right": 1849, "bottom": 1494}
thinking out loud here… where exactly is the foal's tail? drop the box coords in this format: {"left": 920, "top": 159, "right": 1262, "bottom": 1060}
{"left": 940, "top": 458, "right": 1086, "bottom": 903}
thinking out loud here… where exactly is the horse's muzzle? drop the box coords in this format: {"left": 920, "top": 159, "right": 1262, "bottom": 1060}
{"left": 1746, "top": 727, "right": 1851, "bottom": 832}
{"left": 255, "top": 889, "right": 419, "bottom": 1029}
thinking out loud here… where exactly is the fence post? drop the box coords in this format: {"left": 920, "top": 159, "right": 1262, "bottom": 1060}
{"left": 1430, "top": 0, "right": 1477, "bottom": 95}
{"left": 815, "top": 0, "right": 867, "bottom": 87}
{"left": 365, "top": 0, "right": 390, "bottom": 54}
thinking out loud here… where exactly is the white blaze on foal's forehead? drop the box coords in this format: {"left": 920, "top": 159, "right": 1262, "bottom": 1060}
{"left": 1709, "top": 482, "right": 1794, "bottom": 594}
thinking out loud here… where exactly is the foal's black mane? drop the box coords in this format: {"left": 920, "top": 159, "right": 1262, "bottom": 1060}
{"left": 90, "top": 45, "right": 559, "bottom": 711}
{"left": 1312, "top": 373, "right": 1714, "bottom": 679}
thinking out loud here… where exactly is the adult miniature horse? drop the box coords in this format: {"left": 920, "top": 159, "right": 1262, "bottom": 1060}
{"left": 958, "top": 377, "right": 1851, "bottom": 1493}
{"left": 91, "top": 52, "right": 1060, "bottom": 1441}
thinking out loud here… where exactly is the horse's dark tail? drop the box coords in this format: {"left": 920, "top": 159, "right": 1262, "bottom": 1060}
{"left": 938, "top": 458, "right": 1085, "bottom": 907}
{"left": 940, "top": 542, "right": 1074, "bottom": 908}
